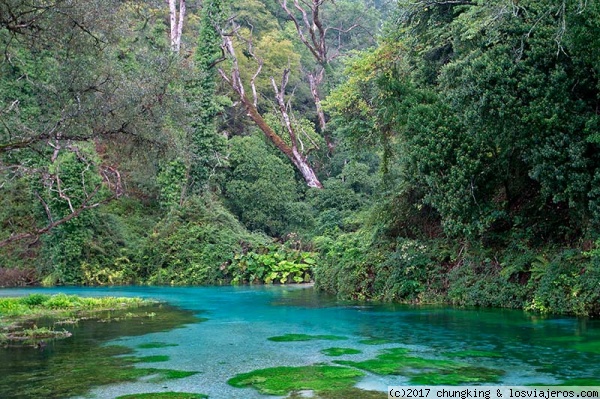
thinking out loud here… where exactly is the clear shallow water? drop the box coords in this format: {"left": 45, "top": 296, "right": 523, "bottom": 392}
{"left": 0, "top": 285, "right": 599, "bottom": 398}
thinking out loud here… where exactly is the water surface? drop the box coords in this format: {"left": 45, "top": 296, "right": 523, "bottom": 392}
{"left": 0, "top": 285, "right": 598, "bottom": 398}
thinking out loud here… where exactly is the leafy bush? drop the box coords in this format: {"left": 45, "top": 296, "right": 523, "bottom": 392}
{"left": 227, "top": 245, "right": 316, "bottom": 284}
{"left": 224, "top": 135, "right": 309, "bottom": 237}
{"left": 137, "top": 195, "right": 267, "bottom": 285}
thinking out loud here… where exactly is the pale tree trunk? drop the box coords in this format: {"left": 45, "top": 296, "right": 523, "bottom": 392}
{"left": 218, "top": 36, "right": 323, "bottom": 189}
{"left": 308, "top": 69, "right": 326, "bottom": 132}
{"left": 279, "top": 0, "right": 365, "bottom": 148}
{"left": 168, "top": 0, "right": 185, "bottom": 52}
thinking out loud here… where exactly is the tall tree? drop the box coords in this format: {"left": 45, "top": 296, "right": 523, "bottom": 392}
{"left": 279, "top": 0, "right": 379, "bottom": 135}
{"left": 218, "top": 28, "right": 323, "bottom": 188}
{"left": 0, "top": 0, "right": 177, "bottom": 247}
{"left": 168, "top": 0, "right": 186, "bottom": 52}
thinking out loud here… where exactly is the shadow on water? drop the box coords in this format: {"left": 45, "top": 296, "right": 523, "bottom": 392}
{"left": 0, "top": 303, "right": 201, "bottom": 399}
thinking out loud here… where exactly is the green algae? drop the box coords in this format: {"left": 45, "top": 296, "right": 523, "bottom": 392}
{"left": 555, "top": 378, "right": 600, "bottom": 386}
{"left": 409, "top": 367, "right": 504, "bottom": 385}
{"left": 0, "top": 303, "right": 201, "bottom": 398}
{"left": 116, "top": 393, "right": 208, "bottom": 399}
{"left": 334, "top": 347, "right": 503, "bottom": 384}
{"left": 147, "top": 370, "right": 199, "bottom": 381}
{"left": 287, "top": 387, "right": 388, "bottom": 398}
{"left": 334, "top": 347, "right": 453, "bottom": 375}
{"left": 444, "top": 350, "right": 502, "bottom": 358}
{"left": 0, "top": 294, "right": 157, "bottom": 346}
{"left": 543, "top": 336, "right": 586, "bottom": 343}
{"left": 227, "top": 365, "right": 364, "bottom": 395}
{"left": 572, "top": 341, "right": 600, "bottom": 354}
{"left": 137, "top": 342, "right": 179, "bottom": 349}
{"left": 130, "top": 355, "right": 170, "bottom": 363}
{"left": 268, "top": 333, "right": 348, "bottom": 342}
{"left": 359, "top": 338, "right": 395, "bottom": 345}
{"left": 320, "top": 347, "right": 362, "bottom": 356}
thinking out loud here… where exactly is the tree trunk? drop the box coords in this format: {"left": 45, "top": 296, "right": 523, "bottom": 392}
{"left": 238, "top": 95, "right": 323, "bottom": 188}
{"left": 308, "top": 70, "right": 326, "bottom": 132}
{"left": 168, "top": 0, "right": 185, "bottom": 52}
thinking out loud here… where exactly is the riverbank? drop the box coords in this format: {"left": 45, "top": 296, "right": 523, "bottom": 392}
{"left": 0, "top": 293, "right": 154, "bottom": 345}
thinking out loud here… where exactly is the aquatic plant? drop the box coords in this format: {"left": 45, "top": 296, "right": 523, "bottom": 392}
{"left": 137, "top": 342, "right": 179, "bottom": 349}
{"left": 116, "top": 393, "right": 208, "bottom": 399}
{"left": 334, "top": 347, "right": 503, "bottom": 384}
{"left": 228, "top": 365, "right": 364, "bottom": 395}
{"left": 358, "top": 338, "right": 395, "bottom": 345}
{"left": 130, "top": 355, "right": 170, "bottom": 363}
{"left": 268, "top": 333, "right": 347, "bottom": 342}
{"left": 444, "top": 350, "right": 502, "bottom": 358}
{"left": 0, "top": 304, "right": 201, "bottom": 397}
{"left": 320, "top": 347, "right": 362, "bottom": 356}
{"left": 287, "top": 387, "right": 387, "bottom": 398}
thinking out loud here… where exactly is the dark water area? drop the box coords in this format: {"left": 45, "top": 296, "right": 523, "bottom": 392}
{"left": 0, "top": 285, "right": 598, "bottom": 398}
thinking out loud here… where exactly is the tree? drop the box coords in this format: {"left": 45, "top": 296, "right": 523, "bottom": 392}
{"left": 168, "top": 0, "right": 186, "bottom": 52}
{"left": 0, "top": 0, "right": 179, "bottom": 247}
{"left": 279, "top": 0, "right": 379, "bottom": 134}
{"left": 217, "top": 18, "right": 324, "bottom": 188}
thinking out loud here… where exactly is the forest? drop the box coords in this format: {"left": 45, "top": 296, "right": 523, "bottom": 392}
{"left": 1, "top": 0, "right": 599, "bottom": 316}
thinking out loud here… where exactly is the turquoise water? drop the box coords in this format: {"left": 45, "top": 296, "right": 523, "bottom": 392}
{"left": 1, "top": 285, "right": 599, "bottom": 398}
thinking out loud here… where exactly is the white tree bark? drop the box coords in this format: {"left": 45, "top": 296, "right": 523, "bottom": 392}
{"left": 168, "top": 0, "right": 185, "bottom": 52}
{"left": 218, "top": 36, "right": 323, "bottom": 188}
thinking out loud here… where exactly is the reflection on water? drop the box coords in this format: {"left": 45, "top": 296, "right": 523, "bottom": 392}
{"left": 0, "top": 285, "right": 598, "bottom": 399}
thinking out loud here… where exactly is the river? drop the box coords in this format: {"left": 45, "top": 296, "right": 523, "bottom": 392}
{"left": 0, "top": 285, "right": 598, "bottom": 398}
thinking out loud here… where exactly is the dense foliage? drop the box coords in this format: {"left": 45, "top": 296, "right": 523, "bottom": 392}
{"left": 1, "top": 0, "right": 599, "bottom": 315}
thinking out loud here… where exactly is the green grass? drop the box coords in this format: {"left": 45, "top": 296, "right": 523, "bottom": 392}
{"left": 137, "top": 342, "right": 179, "bottom": 349}
{"left": 320, "top": 347, "right": 362, "bottom": 356}
{"left": 267, "top": 333, "right": 347, "bottom": 342}
{"left": 0, "top": 294, "right": 153, "bottom": 329}
{"left": 228, "top": 365, "right": 364, "bottom": 395}
{"left": 0, "top": 294, "right": 151, "bottom": 317}
{"left": 116, "top": 392, "right": 208, "bottom": 399}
